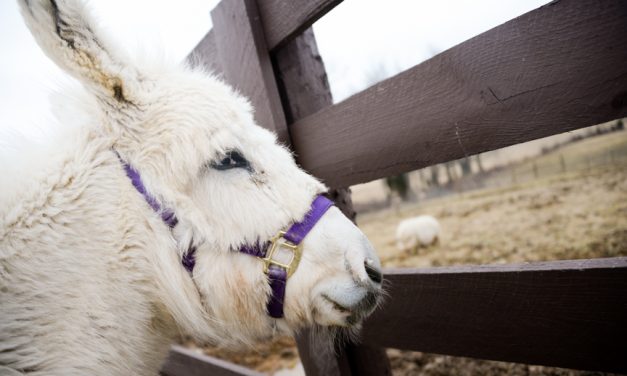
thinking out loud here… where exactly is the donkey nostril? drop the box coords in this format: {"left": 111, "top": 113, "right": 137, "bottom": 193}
{"left": 364, "top": 260, "right": 382, "bottom": 284}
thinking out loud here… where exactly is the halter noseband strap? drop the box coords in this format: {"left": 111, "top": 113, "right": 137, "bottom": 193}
{"left": 117, "top": 153, "right": 333, "bottom": 318}
{"left": 239, "top": 195, "right": 334, "bottom": 317}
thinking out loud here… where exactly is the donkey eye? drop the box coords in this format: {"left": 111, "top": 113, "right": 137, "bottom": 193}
{"left": 211, "top": 150, "right": 251, "bottom": 171}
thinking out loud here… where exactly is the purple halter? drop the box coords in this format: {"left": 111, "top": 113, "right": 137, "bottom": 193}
{"left": 117, "top": 154, "right": 333, "bottom": 318}
{"left": 239, "top": 195, "right": 334, "bottom": 317}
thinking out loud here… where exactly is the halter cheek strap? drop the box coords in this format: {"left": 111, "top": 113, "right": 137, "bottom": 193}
{"left": 120, "top": 158, "right": 178, "bottom": 228}
{"left": 239, "top": 195, "right": 334, "bottom": 317}
{"left": 117, "top": 152, "right": 333, "bottom": 319}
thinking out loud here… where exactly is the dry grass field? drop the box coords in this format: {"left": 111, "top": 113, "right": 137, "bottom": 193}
{"left": 358, "top": 131, "right": 627, "bottom": 376}
{"left": 361, "top": 160, "right": 627, "bottom": 271}
{"left": 193, "top": 130, "right": 627, "bottom": 375}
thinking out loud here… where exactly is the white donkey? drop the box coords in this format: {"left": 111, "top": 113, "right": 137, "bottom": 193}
{"left": 0, "top": 1, "right": 383, "bottom": 374}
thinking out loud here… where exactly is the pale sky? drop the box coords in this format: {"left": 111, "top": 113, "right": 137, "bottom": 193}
{"left": 315, "top": 0, "right": 550, "bottom": 101}
{"left": 0, "top": 0, "right": 549, "bottom": 135}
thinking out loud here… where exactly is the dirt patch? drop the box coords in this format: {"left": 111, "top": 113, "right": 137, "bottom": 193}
{"left": 386, "top": 349, "right": 619, "bottom": 376}
{"left": 184, "top": 336, "right": 299, "bottom": 375}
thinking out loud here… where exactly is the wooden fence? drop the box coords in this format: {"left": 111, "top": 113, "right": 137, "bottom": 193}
{"left": 162, "top": 0, "right": 627, "bottom": 374}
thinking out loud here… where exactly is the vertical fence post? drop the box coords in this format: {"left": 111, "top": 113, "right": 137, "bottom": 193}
{"left": 211, "top": 0, "right": 289, "bottom": 143}
{"left": 274, "top": 27, "right": 392, "bottom": 376}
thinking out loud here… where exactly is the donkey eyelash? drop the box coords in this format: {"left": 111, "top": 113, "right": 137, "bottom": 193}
{"left": 210, "top": 150, "right": 252, "bottom": 171}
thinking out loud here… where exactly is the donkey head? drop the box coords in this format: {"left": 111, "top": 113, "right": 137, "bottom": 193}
{"left": 20, "top": 0, "right": 382, "bottom": 346}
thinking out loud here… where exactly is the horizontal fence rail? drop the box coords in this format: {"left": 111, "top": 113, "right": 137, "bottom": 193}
{"left": 259, "top": 0, "right": 342, "bottom": 50}
{"left": 289, "top": 0, "right": 627, "bottom": 187}
{"left": 162, "top": 345, "right": 263, "bottom": 376}
{"left": 189, "top": 0, "right": 342, "bottom": 145}
{"left": 188, "top": 0, "right": 341, "bottom": 72}
{"left": 360, "top": 257, "right": 627, "bottom": 374}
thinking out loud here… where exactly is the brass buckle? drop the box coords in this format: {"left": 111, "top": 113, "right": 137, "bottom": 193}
{"left": 262, "top": 231, "right": 302, "bottom": 278}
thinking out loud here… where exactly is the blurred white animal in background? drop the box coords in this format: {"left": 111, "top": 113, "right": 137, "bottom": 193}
{"left": 396, "top": 215, "right": 441, "bottom": 251}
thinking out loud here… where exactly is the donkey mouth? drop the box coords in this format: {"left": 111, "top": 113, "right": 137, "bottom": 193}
{"left": 322, "top": 291, "right": 381, "bottom": 326}
{"left": 323, "top": 295, "right": 352, "bottom": 314}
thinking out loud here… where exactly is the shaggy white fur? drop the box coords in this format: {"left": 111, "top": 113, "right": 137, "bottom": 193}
{"left": 396, "top": 215, "right": 441, "bottom": 251}
{"left": 0, "top": 1, "right": 382, "bottom": 375}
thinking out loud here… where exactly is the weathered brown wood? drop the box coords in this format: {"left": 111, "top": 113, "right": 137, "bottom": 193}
{"left": 294, "top": 337, "right": 394, "bottom": 376}
{"left": 274, "top": 28, "right": 334, "bottom": 123}
{"left": 360, "top": 257, "right": 627, "bottom": 374}
{"left": 290, "top": 0, "right": 627, "bottom": 187}
{"left": 188, "top": 0, "right": 341, "bottom": 71}
{"left": 211, "top": 0, "right": 289, "bottom": 143}
{"left": 186, "top": 30, "right": 222, "bottom": 74}
{"left": 161, "top": 345, "right": 263, "bottom": 376}
{"left": 277, "top": 28, "right": 348, "bottom": 376}
{"left": 294, "top": 332, "right": 349, "bottom": 376}
{"left": 277, "top": 28, "right": 347, "bottom": 376}
{"left": 275, "top": 27, "right": 357, "bottom": 220}
{"left": 275, "top": 28, "right": 391, "bottom": 376}
{"left": 259, "top": 0, "right": 342, "bottom": 51}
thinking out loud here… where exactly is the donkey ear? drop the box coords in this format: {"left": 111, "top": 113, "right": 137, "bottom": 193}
{"left": 19, "top": 0, "right": 139, "bottom": 107}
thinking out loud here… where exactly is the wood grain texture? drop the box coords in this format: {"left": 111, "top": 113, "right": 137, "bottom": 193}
{"left": 259, "top": 0, "right": 342, "bottom": 50}
{"left": 290, "top": 0, "right": 627, "bottom": 187}
{"left": 274, "top": 28, "right": 357, "bottom": 219}
{"left": 277, "top": 30, "right": 348, "bottom": 376}
{"left": 211, "top": 0, "right": 289, "bottom": 143}
{"left": 188, "top": 0, "right": 341, "bottom": 69}
{"left": 186, "top": 30, "right": 222, "bottom": 74}
{"left": 276, "top": 28, "right": 390, "bottom": 375}
{"left": 360, "top": 257, "right": 627, "bottom": 374}
{"left": 274, "top": 28, "right": 335, "bottom": 123}
{"left": 161, "top": 345, "right": 263, "bottom": 376}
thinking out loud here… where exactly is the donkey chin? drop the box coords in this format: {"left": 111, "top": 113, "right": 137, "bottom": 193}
{"left": 187, "top": 201, "right": 384, "bottom": 348}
